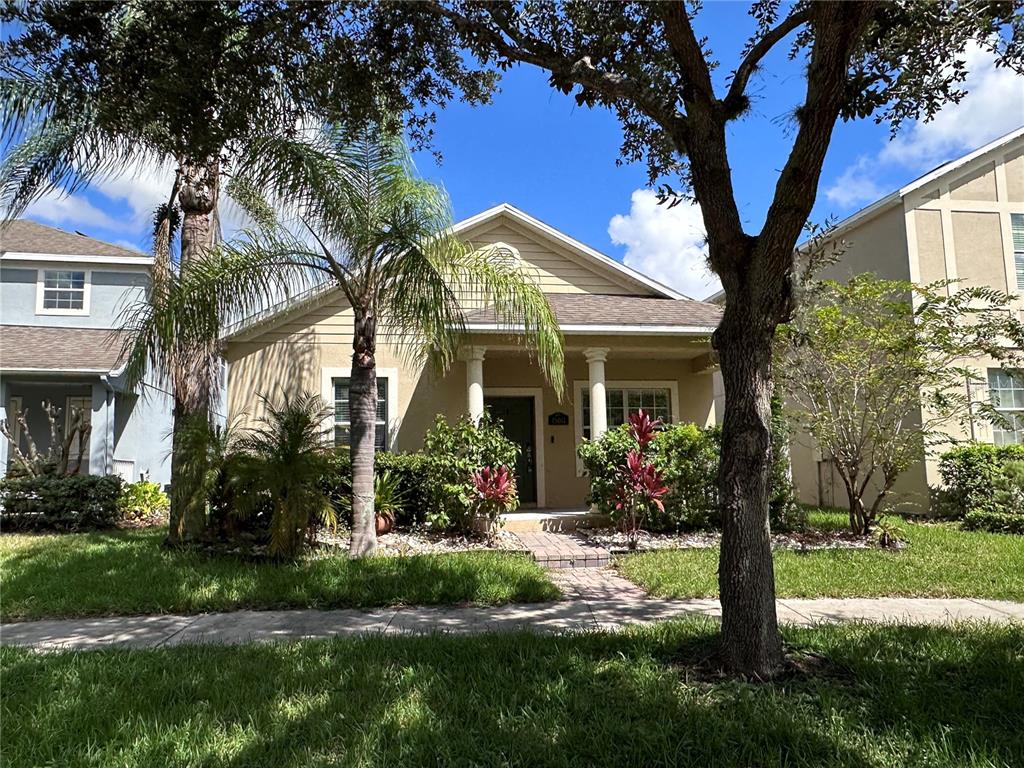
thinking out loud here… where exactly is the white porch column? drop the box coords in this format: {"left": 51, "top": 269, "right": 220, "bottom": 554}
{"left": 463, "top": 346, "right": 487, "bottom": 423}
{"left": 584, "top": 347, "right": 610, "bottom": 439}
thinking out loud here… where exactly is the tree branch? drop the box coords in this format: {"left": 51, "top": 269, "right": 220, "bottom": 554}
{"left": 424, "top": 2, "right": 688, "bottom": 140}
{"left": 723, "top": 10, "right": 812, "bottom": 118}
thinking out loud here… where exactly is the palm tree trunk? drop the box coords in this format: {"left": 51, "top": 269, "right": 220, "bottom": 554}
{"left": 348, "top": 304, "right": 378, "bottom": 558}
{"left": 165, "top": 155, "right": 220, "bottom": 547}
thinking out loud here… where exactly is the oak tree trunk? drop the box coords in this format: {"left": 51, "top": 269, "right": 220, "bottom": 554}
{"left": 714, "top": 300, "right": 785, "bottom": 677}
{"left": 348, "top": 304, "right": 379, "bottom": 558}
{"left": 165, "top": 155, "right": 220, "bottom": 547}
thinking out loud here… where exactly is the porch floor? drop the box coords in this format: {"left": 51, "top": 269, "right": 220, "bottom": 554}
{"left": 500, "top": 507, "right": 609, "bottom": 533}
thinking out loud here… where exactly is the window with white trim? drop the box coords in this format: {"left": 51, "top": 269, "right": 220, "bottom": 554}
{"left": 1012, "top": 213, "right": 1024, "bottom": 292}
{"left": 989, "top": 368, "right": 1024, "bottom": 446}
{"left": 333, "top": 378, "right": 388, "bottom": 450}
{"left": 38, "top": 269, "right": 88, "bottom": 313}
{"left": 580, "top": 387, "right": 672, "bottom": 440}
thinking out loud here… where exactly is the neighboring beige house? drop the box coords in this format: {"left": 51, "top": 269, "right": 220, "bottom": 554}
{"left": 789, "top": 127, "right": 1024, "bottom": 513}
{"left": 224, "top": 203, "right": 722, "bottom": 513}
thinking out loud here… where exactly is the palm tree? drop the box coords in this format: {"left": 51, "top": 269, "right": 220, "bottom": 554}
{"left": 0, "top": 4, "right": 369, "bottom": 545}
{"left": 231, "top": 393, "right": 337, "bottom": 559}
{"left": 153, "top": 125, "right": 564, "bottom": 557}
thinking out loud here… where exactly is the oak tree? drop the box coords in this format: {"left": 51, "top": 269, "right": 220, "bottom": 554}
{"left": 369, "top": 0, "right": 1023, "bottom": 675}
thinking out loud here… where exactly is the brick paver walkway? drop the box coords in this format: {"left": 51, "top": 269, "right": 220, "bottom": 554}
{"left": 549, "top": 567, "right": 647, "bottom": 601}
{"left": 513, "top": 531, "right": 610, "bottom": 568}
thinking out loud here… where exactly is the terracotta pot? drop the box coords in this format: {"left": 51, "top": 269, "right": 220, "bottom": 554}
{"left": 375, "top": 514, "right": 394, "bottom": 536}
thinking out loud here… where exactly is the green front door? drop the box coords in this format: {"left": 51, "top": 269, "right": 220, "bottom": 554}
{"left": 484, "top": 396, "right": 537, "bottom": 505}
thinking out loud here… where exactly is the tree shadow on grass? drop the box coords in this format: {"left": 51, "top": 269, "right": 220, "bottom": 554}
{"left": 2, "top": 621, "right": 1022, "bottom": 767}
{"left": 0, "top": 529, "right": 558, "bottom": 621}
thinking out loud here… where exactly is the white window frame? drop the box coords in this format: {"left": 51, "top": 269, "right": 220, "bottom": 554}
{"left": 320, "top": 367, "right": 399, "bottom": 451}
{"left": 572, "top": 379, "right": 680, "bottom": 476}
{"left": 989, "top": 368, "right": 1024, "bottom": 446}
{"left": 36, "top": 267, "right": 91, "bottom": 316}
{"left": 1011, "top": 212, "right": 1024, "bottom": 293}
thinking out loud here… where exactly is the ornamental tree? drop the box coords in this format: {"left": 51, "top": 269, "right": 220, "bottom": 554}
{"left": 778, "top": 273, "right": 1024, "bottom": 535}
{"left": 368, "top": 0, "right": 1023, "bottom": 676}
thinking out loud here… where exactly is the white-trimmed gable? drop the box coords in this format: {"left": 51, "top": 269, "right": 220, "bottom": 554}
{"left": 453, "top": 204, "right": 682, "bottom": 299}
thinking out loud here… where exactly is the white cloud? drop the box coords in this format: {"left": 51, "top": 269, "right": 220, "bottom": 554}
{"left": 825, "top": 43, "right": 1024, "bottom": 209}
{"left": 29, "top": 192, "right": 124, "bottom": 233}
{"left": 21, "top": 157, "right": 259, "bottom": 246}
{"left": 608, "top": 189, "right": 721, "bottom": 300}
{"left": 23, "top": 157, "right": 175, "bottom": 243}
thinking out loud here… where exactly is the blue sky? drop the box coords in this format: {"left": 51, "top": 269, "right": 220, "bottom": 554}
{"left": 21, "top": 5, "right": 1024, "bottom": 300}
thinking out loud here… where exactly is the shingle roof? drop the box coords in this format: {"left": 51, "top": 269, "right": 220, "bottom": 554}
{"left": 0, "top": 219, "right": 147, "bottom": 260}
{"left": 465, "top": 293, "right": 722, "bottom": 330}
{"left": 0, "top": 325, "right": 128, "bottom": 373}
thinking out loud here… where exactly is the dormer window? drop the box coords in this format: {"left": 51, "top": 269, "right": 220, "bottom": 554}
{"left": 36, "top": 268, "right": 90, "bottom": 315}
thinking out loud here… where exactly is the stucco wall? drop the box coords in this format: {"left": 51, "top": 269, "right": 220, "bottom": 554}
{"left": 789, "top": 133, "right": 1024, "bottom": 513}
{"left": 0, "top": 263, "right": 150, "bottom": 328}
{"left": 812, "top": 203, "right": 911, "bottom": 283}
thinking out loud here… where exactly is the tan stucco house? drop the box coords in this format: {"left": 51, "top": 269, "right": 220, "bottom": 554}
{"left": 789, "top": 127, "right": 1024, "bottom": 513}
{"left": 223, "top": 204, "right": 723, "bottom": 511}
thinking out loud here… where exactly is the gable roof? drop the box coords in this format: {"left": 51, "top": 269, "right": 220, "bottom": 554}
{"left": 0, "top": 219, "right": 151, "bottom": 264}
{"left": 453, "top": 204, "right": 685, "bottom": 300}
{"left": 801, "top": 126, "right": 1024, "bottom": 249}
{"left": 464, "top": 293, "right": 721, "bottom": 334}
{"left": 224, "top": 202, "right": 688, "bottom": 341}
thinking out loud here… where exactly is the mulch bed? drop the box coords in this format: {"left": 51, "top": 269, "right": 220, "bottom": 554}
{"left": 316, "top": 526, "right": 526, "bottom": 556}
{"left": 578, "top": 526, "right": 891, "bottom": 554}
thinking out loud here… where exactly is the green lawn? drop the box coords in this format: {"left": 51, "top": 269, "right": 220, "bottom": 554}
{"left": 617, "top": 511, "right": 1024, "bottom": 601}
{"left": 3, "top": 621, "right": 1022, "bottom": 767}
{"left": 0, "top": 528, "right": 559, "bottom": 621}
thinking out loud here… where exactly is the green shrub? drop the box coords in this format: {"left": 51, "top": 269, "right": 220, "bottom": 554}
{"left": 320, "top": 450, "right": 433, "bottom": 528}
{"left": 578, "top": 422, "right": 720, "bottom": 532}
{"left": 655, "top": 423, "right": 720, "bottom": 531}
{"left": 117, "top": 480, "right": 169, "bottom": 521}
{"left": 577, "top": 424, "right": 638, "bottom": 516}
{"left": 938, "top": 443, "right": 1024, "bottom": 517}
{"left": 963, "top": 509, "right": 1024, "bottom": 535}
{"left": 0, "top": 474, "right": 123, "bottom": 531}
{"left": 375, "top": 452, "right": 432, "bottom": 526}
{"left": 578, "top": 421, "right": 803, "bottom": 533}
{"left": 421, "top": 414, "right": 519, "bottom": 532}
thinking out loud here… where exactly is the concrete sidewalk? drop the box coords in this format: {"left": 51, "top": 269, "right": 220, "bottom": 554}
{"left": 3, "top": 589, "right": 1022, "bottom": 652}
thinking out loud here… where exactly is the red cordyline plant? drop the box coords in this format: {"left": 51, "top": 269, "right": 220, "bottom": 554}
{"left": 613, "top": 410, "right": 668, "bottom": 550}
{"left": 471, "top": 465, "right": 518, "bottom": 544}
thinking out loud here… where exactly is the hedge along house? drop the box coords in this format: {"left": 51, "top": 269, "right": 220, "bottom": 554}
{"left": 224, "top": 204, "right": 723, "bottom": 520}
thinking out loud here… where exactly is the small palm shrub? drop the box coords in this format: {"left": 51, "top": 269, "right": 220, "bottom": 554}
{"left": 338, "top": 469, "right": 405, "bottom": 534}
{"left": 230, "top": 393, "right": 337, "bottom": 558}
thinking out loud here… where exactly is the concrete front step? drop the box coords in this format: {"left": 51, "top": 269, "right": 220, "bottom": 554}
{"left": 530, "top": 552, "right": 610, "bottom": 569}
{"left": 513, "top": 531, "right": 612, "bottom": 570}
{"left": 501, "top": 508, "right": 610, "bottom": 533}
